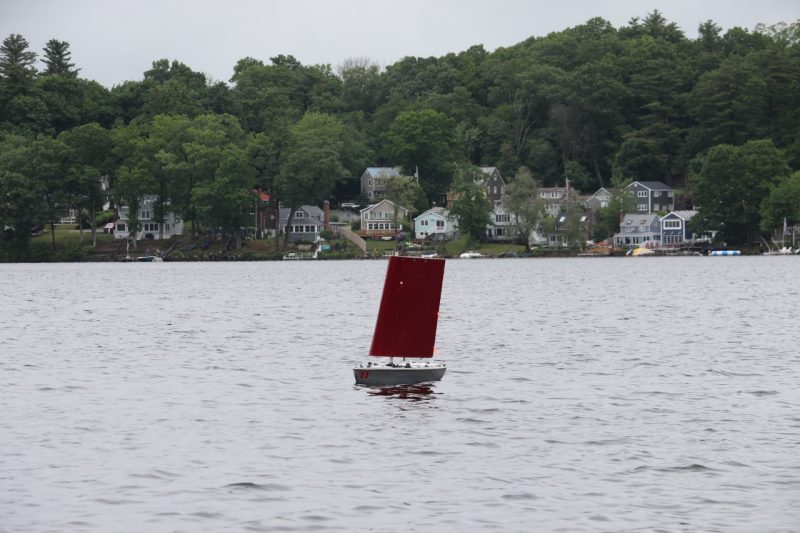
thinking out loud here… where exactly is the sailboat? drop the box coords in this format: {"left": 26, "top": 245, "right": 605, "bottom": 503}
{"left": 354, "top": 255, "right": 446, "bottom": 386}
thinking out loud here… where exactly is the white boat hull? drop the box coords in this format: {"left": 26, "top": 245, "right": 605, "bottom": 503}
{"left": 354, "top": 361, "right": 446, "bottom": 386}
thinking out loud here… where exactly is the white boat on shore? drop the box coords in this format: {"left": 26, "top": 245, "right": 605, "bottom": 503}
{"left": 459, "top": 251, "right": 483, "bottom": 258}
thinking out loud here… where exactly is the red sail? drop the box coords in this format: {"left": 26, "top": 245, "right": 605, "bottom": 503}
{"left": 369, "top": 256, "right": 445, "bottom": 358}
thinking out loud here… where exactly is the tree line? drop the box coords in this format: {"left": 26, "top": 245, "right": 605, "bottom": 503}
{"left": 1, "top": 11, "right": 799, "bottom": 256}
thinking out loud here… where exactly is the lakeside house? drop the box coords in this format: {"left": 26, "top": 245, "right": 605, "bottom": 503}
{"left": 623, "top": 181, "right": 674, "bottom": 214}
{"left": 360, "top": 167, "right": 404, "bottom": 201}
{"left": 114, "top": 195, "right": 183, "bottom": 241}
{"left": 359, "top": 199, "right": 409, "bottom": 239}
{"left": 585, "top": 187, "right": 617, "bottom": 211}
{"left": 477, "top": 167, "right": 506, "bottom": 207}
{"left": 661, "top": 210, "right": 698, "bottom": 245}
{"left": 277, "top": 205, "right": 325, "bottom": 242}
{"left": 538, "top": 185, "right": 573, "bottom": 216}
{"left": 486, "top": 204, "right": 516, "bottom": 242}
{"left": 414, "top": 206, "right": 458, "bottom": 241}
{"left": 612, "top": 213, "right": 662, "bottom": 247}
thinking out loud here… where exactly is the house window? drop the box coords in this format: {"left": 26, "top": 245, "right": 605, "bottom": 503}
{"left": 496, "top": 214, "right": 510, "bottom": 223}
{"left": 664, "top": 220, "right": 681, "bottom": 229}
{"left": 638, "top": 204, "right": 648, "bottom": 211}
{"left": 637, "top": 190, "right": 647, "bottom": 197}
{"left": 294, "top": 210, "right": 304, "bottom": 219}
{"left": 117, "top": 223, "right": 126, "bottom": 232}
{"left": 436, "top": 220, "right": 444, "bottom": 228}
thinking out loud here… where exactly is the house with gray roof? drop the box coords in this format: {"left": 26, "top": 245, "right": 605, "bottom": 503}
{"left": 623, "top": 181, "right": 674, "bottom": 214}
{"left": 358, "top": 199, "right": 410, "bottom": 239}
{"left": 586, "top": 187, "right": 618, "bottom": 211}
{"left": 115, "top": 195, "right": 183, "bottom": 241}
{"left": 360, "top": 167, "right": 405, "bottom": 201}
{"left": 478, "top": 167, "right": 506, "bottom": 206}
{"left": 612, "top": 213, "right": 662, "bottom": 247}
{"left": 278, "top": 205, "right": 325, "bottom": 242}
{"left": 414, "top": 206, "right": 458, "bottom": 241}
{"left": 661, "top": 210, "right": 699, "bottom": 245}
{"left": 486, "top": 204, "right": 517, "bottom": 242}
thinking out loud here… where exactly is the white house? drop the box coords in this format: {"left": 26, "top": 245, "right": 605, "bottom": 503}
{"left": 486, "top": 204, "right": 516, "bottom": 242}
{"left": 538, "top": 186, "right": 570, "bottom": 216}
{"left": 115, "top": 195, "right": 183, "bottom": 240}
{"left": 414, "top": 206, "right": 457, "bottom": 240}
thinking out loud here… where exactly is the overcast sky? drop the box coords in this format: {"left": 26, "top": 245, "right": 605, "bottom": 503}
{"left": 1, "top": 0, "right": 797, "bottom": 88}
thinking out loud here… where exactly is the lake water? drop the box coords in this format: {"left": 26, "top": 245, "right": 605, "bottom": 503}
{"left": 2, "top": 257, "right": 799, "bottom": 532}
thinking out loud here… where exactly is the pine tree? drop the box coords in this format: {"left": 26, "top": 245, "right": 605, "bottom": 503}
{"left": 0, "top": 33, "right": 38, "bottom": 96}
{"left": 42, "top": 39, "right": 78, "bottom": 77}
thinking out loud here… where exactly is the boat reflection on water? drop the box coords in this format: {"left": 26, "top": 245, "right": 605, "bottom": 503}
{"left": 365, "top": 383, "right": 439, "bottom": 401}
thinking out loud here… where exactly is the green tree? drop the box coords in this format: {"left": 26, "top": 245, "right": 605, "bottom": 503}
{"left": 141, "top": 59, "right": 210, "bottom": 117}
{"left": 594, "top": 190, "right": 636, "bottom": 241}
{"left": 503, "top": 167, "right": 544, "bottom": 250}
{"left": 42, "top": 39, "right": 78, "bottom": 77}
{"left": 485, "top": 53, "right": 565, "bottom": 171}
{"left": 385, "top": 175, "right": 428, "bottom": 236}
{"left": 112, "top": 121, "right": 157, "bottom": 249}
{"left": 687, "top": 55, "right": 769, "bottom": 152}
{"left": 691, "top": 139, "right": 790, "bottom": 244}
{"left": 59, "top": 123, "right": 113, "bottom": 246}
{"left": 181, "top": 114, "right": 249, "bottom": 238}
{"left": 337, "top": 58, "right": 385, "bottom": 116}
{"left": 276, "top": 112, "right": 347, "bottom": 248}
{"left": 191, "top": 144, "right": 255, "bottom": 248}
{"left": 0, "top": 34, "right": 38, "bottom": 103}
{"left": 382, "top": 108, "right": 457, "bottom": 198}
{"left": 761, "top": 171, "right": 800, "bottom": 235}
{"left": 448, "top": 166, "right": 492, "bottom": 243}
{"left": 26, "top": 136, "right": 72, "bottom": 248}
{"left": 0, "top": 135, "right": 46, "bottom": 253}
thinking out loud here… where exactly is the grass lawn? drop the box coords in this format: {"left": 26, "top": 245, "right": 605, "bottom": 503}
{"left": 38, "top": 226, "right": 115, "bottom": 244}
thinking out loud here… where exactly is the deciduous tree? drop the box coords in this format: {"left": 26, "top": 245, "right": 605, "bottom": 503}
{"left": 448, "top": 166, "right": 492, "bottom": 243}
{"left": 276, "top": 112, "right": 347, "bottom": 248}
{"left": 503, "top": 167, "right": 544, "bottom": 250}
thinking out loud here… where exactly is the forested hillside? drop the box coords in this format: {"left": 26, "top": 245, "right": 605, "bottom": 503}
{"left": 1, "top": 11, "right": 799, "bottom": 253}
